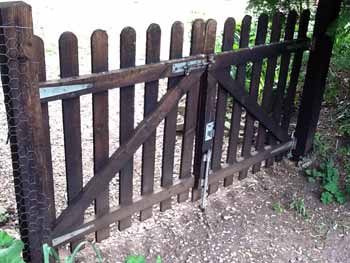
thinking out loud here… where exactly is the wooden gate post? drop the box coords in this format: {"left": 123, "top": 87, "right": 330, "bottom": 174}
{"left": 0, "top": 2, "right": 50, "bottom": 262}
{"left": 293, "top": 0, "right": 342, "bottom": 158}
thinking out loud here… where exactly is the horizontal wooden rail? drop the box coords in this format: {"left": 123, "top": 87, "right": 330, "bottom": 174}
{"left": 51, "top": 139, "right": 294, "bottom": 246}
{"left": 210, "top": 38, "right": 310, "bottom": 70}
{"left": 38, "top": 38, "right": 310, "bottom": 102}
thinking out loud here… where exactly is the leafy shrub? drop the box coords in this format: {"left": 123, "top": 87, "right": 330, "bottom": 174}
{"left": 306, "top": 161, "right": 346, "bottom": 205}
{"left": 0, "top": 230, "right": 24, "bottom": 263}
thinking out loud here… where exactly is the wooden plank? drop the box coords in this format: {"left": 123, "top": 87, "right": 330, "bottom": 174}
{"left": 119, "top": 27, "right": 136, "bottom": 230}
{"left": 210, "top": 70, "right": 290, "bottom": 143}
{"left": 0, "top": 3, "right": 51, "bottom": 261}
{"left": 38, "top": 39, "right": 309, "bottom": 102}
{"left": 59, "top": 31, "right": 84, "bottom": 250}
{"left": 225, "top": 15, "right": 251, "bottom": 183}
{"left": 91, "top": 29, "right": 110, "bottom": 241}
{"left": 281, "top": 10, "right": 310, "bottom": 132}
{"left": 209, "top": 38, "right": 310, "bottom": 71}
{"left": 53, "top": 72, "right": 203, "bottom": 237}
{"left": 209, "top": 17, "right": 236, "bottom": 193}
{"left": 239, "top": 14, "right": 268, "bottom": 179}
{"left": 39, "top": 53, "right": 205, "bottom": 101}
{"left": 161, "top": 21, "right": 184, "bottom": 212}
{"left": 192, "top": 19, "right": 218, "bottom": 200}
{"left": 140, "top": 23, "right": 161, "bottom": 221}
{"left": 178, "top": 19, "right": 205, "bottom": 203}
{"left": 33, "top": 35, "right": 56, "bottom": 227}
{"left": 52, "top": 176, "right": 195, "bottom": 247}
{"left": 52, "top": 138, "right": 294, "bottom": 247}
{"left": 212, "top": 18, "right": 236, "bottom": 187}
{"left": 270, "top": 11, "right": 297, "bottom": 162}
{"left": 294, "top": 0, "right": 342, "bottom": 158}
{"left": 252, "top": 13, "right": 284, "bottom": 173}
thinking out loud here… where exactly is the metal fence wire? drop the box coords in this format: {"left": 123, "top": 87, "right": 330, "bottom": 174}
{"left": 0, "top": 24, "right": 50, "bottom": 262}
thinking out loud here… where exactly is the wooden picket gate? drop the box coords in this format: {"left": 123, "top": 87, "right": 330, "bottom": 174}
{"left": 0, "top": 0, "right": 342, "bottom": 262}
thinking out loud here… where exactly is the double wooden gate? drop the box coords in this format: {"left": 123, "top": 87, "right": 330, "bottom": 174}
{"left": 0, "top": 0, "right": 341, "bottom": 262}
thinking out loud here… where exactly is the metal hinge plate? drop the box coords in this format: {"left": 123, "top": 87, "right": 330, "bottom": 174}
{"left": 172, "top": 59, "right": 208, "bottom": 75}
{"left": 205, "top": 122, "right": 215, "bottom": 141}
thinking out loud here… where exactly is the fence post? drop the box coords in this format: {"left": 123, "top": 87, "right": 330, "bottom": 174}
{"left": 0, "top": 2, "right": 50, "bottom": 262}
{"left": 293, "top": 0, "right": 342, "bottom": 158}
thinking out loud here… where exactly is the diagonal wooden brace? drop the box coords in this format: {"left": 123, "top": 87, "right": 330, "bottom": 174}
{"left": 53, "top": 71, "right": 203, "bottom": 236}
{"left": 210, "top": 70, "right": 290, "bottom": 143}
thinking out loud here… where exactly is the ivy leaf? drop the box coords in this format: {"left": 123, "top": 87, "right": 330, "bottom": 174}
{"left": 0, "top": 230, "right": 14, "bottom": 248}
{"left": 321, "top": 192, "right": 334, "bottom": 205}
{"left": 323, "top": 181, "right": 339, "bottom": 194}
{"left": 125, "top": 256, "right": 146, "bottom": 263}
{"left": 335, "top": 191, "right": 346, "bottom": 204}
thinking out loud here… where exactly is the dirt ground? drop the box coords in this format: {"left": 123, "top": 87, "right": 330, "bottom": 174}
{"left": 1, "top": 1, "right": 350, "bottom": 263}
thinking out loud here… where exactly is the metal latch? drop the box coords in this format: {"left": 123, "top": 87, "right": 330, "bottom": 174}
{"left": 205, "top": 122, "right": 215, "bottom": 141}
{"left": 172, "top": 59, "right": 208, "bottom": 75}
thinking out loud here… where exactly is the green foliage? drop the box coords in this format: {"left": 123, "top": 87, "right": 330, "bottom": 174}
{"left": 0, "top": 230, "right": 24, "bottom": 263}
{"left": 246, "top": 0, "right": 315, "bottom": 16}
{"left": 290, "top": 197, "right": 308, "bottom": 219}
{"left": 125, "top": 256, "right": 162, "bottom": 263}
{"left": 336, "top": 100, "right": 350, "bottom": 137}
{"left": 306, "top": 161, "right": 347, "bottom": 205}
{"left": 43, "top": 242, "right": 104, "bottom": 263}
{"left": 272, "top": 202, "right": 285, "bottom": 214}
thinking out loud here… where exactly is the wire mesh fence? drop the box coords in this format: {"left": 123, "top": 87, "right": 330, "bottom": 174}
{"left": 0, "top": 12, "right": 50, "bottom": 261}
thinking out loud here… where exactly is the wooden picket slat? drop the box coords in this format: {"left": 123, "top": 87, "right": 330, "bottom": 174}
{"left": 211, "top": 18, "right": 236, "bottom": 188}
{"left": 91, "top": 30, "right": 110, "bottom": 241}
{"left": 178, "top": 19, "right": 205, "bottom": 203}
{"left": 161, "top": 22, "right": 184, "bottom": 212}
{"left": 33, "top": 36, "right": 56, "bottom": 227}
{"left": 53, "top": 72, "right": 203, "bottom": 236}
{"left": 267, "top": 11, "right": 297, "bottom": 163}
{"left": 192, "top": 19, "right": 217, "bottom": 200}
{"left": 281, "top": 10, "right": 311, "bottom": 131}
{"left": 239, "top": 14, "right": 269, "bottom": 179}
{"left": 59, "top": 32, "right": 84, "bottom": 250}
{"left": 226, "top": 15, "right": 251, "bottom": 180}
{"left": 119, "top": 27, "right": 136, "bottom": 230}
{"left": 253, "top": 13, "right": 284, "bottom": 173}
{"left": 141, "top": 24, "right": 161, "bottom": 221}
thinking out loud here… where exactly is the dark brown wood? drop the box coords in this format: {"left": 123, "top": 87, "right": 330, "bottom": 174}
{"left": 0, "top": 3, "right": 50, "bottom": 262}
{"left": 161, "top": 21, "right": 184, "bottom": 212}
{"left": 294, "top": 0, "right": 342, "bottom": 158}
{"left": 91, "top": 29, "right": 110, "bottom": 241}
{"left": 267, "top": 11, "right": 297, "bottom": 164}
{"left": 253, "top": 12, "right": 284, "bottom": 173}
{"left": 226, "top": 15, "right": 251, "bottom": 183}
{"left": 210, "top": 38, "right": 310, "bottom": 71}
{"left": 178, "top": 19, "right": 205, "bottom": 203}
{"left": 38, "top": 39, "right": 309, "bottom": 103}
{"left": 53, "top": 72, "right": 203, "bottom": 237}
{"left": 239, "top": 14, "right": 268, "bottom": 179}
{"left": 281, "top": 10, "right": 310, "bottom": 131}
{"left": 59, "top": 31, "right": 84, "bottom": 250}
{"left": 211, "top": 17, "right": 236, "bottom": 187}
{"left": 33, "top": 35, "right": 56, "bottom": 227}
{"left": 192, "top": 19, "right": 217, "bottom": 200}
{"left": 40, "top": 54, "right": 204, "bottom": 92}
{"left": 119, "top": 27, "right": 136, "bottom": 230}
{"left": 211, "top": 70, "right": 290, "bottom": 143}
{"left": 141, "top": 23, "right": 161, "bottom": 221}
{"left": 52, "top": 138, "right": 294, "bottom": 247}
{"left": 52, "top": 176, "right": 195, "bottom": 247}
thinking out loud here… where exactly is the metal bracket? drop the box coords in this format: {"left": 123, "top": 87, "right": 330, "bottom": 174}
{"left": 172, "top": 59, "right": 208, "bottom": 75}
{"left": 205, "top": 122, "right": 215, "bottom": 141}
{"left": 200, "top": 149, "right": 212, "bottom": 211}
